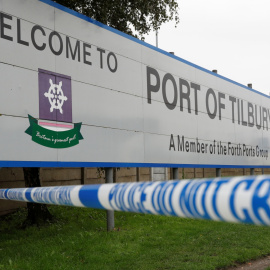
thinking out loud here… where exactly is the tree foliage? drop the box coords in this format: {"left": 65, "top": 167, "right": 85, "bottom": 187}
{"left": 54, "top": 0, "right": 179, "bottom": 38}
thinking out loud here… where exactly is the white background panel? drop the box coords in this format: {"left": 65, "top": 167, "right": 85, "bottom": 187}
{"left": 72, "top": 82, "right": 144, "bottom": 131}
{"left": 260, "top": 92, "right": 270, "bottom": 103}
{"left": 196, "top": 113, "right": 236, "bottom": 143}
{"left": 143, "top": 98, "right": 198, "bottom": 138}
{"left": 195, "top": 69, "right": 219, "bottom": 91}
{"left": 57, "top": 125, "right": 144, "bottom": 163}
{"left": 217, "top": 79, "right": 242, "bottom": 99}
{"left": 0, "top": 64, "right": 39, "bottom": 117}
{"left": 2, "top": 0, "right": 55, "bottom": 30}
{"left": 198, "top": 147, "right": 238, "bottom": 166}
{"left": 0, "top": 115, "right": 58, "bottom": 161}
{"left": 217, "top": 80, "right": 238, "bottom": 98}
{"left": 239, "top": 88, "right": 262, "bottom": 107}
{"left": 262, "top": 129, "right": 270, "bottom": 148}
{"left": 141, "top": 46, "right": 198, "bottom": 84}
{"left": 234, "top": 123, "right": 263, "bottom": 146}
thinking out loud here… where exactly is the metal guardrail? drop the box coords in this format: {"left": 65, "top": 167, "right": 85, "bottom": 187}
{"left": 0, "top": 175, "right": 269, "bottom": 225}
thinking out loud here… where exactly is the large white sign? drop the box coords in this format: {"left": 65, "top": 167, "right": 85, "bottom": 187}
{"left": 0, "top": 0, "right": 269, "bottom": 167}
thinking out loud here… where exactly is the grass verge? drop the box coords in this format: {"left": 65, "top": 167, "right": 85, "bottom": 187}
{"left": 1, "top": 206, "right": 270, "bottom": 270}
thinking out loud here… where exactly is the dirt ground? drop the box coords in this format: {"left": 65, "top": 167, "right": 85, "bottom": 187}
{"left": 226, "top": 256, "right": 270, "bottom": 270}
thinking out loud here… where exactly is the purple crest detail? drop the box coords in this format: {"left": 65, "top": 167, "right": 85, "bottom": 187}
{"left": 39, "top": 69, "right": 72, "bottom": 123}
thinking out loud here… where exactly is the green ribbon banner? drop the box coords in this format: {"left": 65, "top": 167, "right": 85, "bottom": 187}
{"left": 25, "top": 115, "right": 83, "bottom": 149}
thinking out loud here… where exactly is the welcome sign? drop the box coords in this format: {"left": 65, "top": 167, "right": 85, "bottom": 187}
{"left": 0, "top": 0, "right": 269, "bottom": 167}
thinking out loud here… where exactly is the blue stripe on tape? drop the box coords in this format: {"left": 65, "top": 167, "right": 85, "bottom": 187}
{"left": 25, "top": 188, "right": 33, "bottom": 202}
{"left": 4, "top": 189, "right": 9, "bottom": 199}
{"left": 252, "top": 179, "right": 270, "bottom": 225}
{"left": 79, "top": 185, "right": 104, "bottom": 209}
{"left": 0, "top": 189, "right": 8, "bottom": 200}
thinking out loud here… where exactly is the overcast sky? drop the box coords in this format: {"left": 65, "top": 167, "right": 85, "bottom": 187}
{"left": 144, "top": 0, "right": 270, "bottom": 96}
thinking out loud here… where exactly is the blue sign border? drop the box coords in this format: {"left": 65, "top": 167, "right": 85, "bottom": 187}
{"left": 0, "top": 160, "right": 267, "bottom": 168}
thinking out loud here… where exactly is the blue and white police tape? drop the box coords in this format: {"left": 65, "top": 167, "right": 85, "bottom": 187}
{"left": 0, "top": 175, "right": 270, "bottom": 225}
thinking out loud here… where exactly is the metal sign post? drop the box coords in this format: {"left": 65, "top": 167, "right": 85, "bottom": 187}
{"left": 105, "top": 168, "right": 114, "bottom": 231}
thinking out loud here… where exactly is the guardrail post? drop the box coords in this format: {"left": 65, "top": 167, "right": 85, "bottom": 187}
{"left": 172, "top": 168, "right": 179, "bottom": 179}
{"left": 136, "top": 168, "right": 140, "bottom": 182}
{"left": 105, "top": 167, "right": 114, "bottom": 231}
{"left": 81, "top": 168, "right": 87, "bottom": 185}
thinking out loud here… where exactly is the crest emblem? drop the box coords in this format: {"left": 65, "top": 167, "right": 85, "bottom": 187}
{"left": 25, "top": 69, "right": 83, "bottom": 148}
